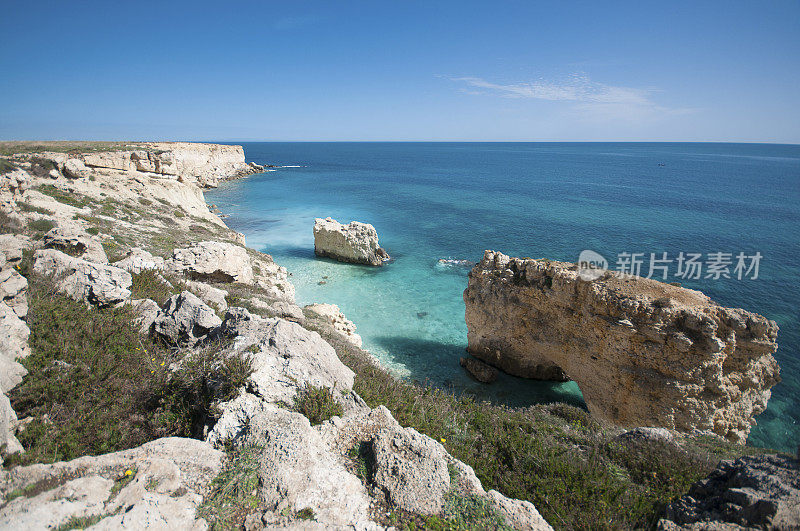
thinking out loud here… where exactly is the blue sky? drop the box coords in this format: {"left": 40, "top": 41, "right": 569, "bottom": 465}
{"left": 1, "top": 1, "right": 798, "bottom": 142}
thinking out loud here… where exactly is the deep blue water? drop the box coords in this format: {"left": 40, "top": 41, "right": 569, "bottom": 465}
{"left": 206, "top": 142, "right": 800, "bottom": 452}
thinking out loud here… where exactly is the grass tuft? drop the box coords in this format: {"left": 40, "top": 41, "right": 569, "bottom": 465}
{"left": 198, "top": 445, "right": 262, "bottom": 530}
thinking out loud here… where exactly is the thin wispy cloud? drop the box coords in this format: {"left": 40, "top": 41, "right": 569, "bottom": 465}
{"left": 452, "top": 74, "right": 651, "bottom": 105}
{"left": 451, "top": 74, "right": 694, "bottom": 123}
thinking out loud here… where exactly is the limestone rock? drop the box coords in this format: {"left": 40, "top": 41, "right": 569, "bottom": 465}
{"left": 0, "top": 268, "right": 28, "bottom": 318}
{"left": 0, "top": 234, "right": 29, "bottom": 264}
{"left": 80, "top": 142, "right": 257, "bottom": 188}
{"left": 153, "top": 291, "right": 222, "bottom": 347}
{"left": 0, "top": 387, "right": 23, "bottom": 458}
{"left": 111, "top": 247, "right": 165, "bottom": 274}
{"left": 464, "top": 250, "right": 781, "bottom": 443}
{"left": 168, "top": 241, "right": 254, "bottom": 283}
{"left": 313, "top": 217, "right": 389, "bottom": 266}
{"left": 131, "top": 298, "right": 160, "bottom": 335}
{"left": 619, "top": 427, "right": 677, "bottom": 444}
{"left": 33, "top": 249, "right": 132, "bottom": 308}
{"left": 62, "top": 158, "right": 90, "bottom": 179}
{"left": 460, "top": 356, "right": 499, "bottom": 383}
{"left": 658, "top": 454, "right": 799, "bottom": 530}
{"left": 42, "top": 226, "right": 108, "bottom": 264}
{"left": 486, "top": 490, "right": 553, "bottom": 531}
{"left": 0, "top": 301, "right": 29, "bottom": 391}
{"left": 372, "top": 426, "right": 451, "bottom": 515}
{"left": 245, "top": 297, "right": 304, "bottom": 321}
{"left": 217, "top": 310, "right": 354, "bottom": 406}
{"left": 0, "top": 437, "right": 224, "bottom": 529}
{"left": 305, "top": 303, "right": 362, "bottom": 347}
{"left": 234, "top": 404, "right": 375, "bottom": 528}
{"left": 185, "top": 280, "right": 228, "bottom": 311}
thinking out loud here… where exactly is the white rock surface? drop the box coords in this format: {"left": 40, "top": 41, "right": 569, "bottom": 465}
{"left": 33, "top": 249, "right": 132, "bottom": 308}
{"left": 313, "top": 217, "right": 389, "bottom": 266}
{"left": 42, "top": 225, "right": 108, "bottom": 264}
{"left": 185, "top": 280, "right": 228, "bottom": 311}
{"left": 305, "top": 303, "right": 362, "bottom": 348}
{"left": 372, "top": 426, "right": 451, "bottom": 515}
{"left": 112, "top": 247, "right": 165, "bottom": 274}
{"left": 168, "top": 241, "right": 254, "bottom": 283}
{"left": 62, "top": 158, "right": 90, "bottom": 179}
{"left": 0, "top": 437, "right": 224, "bottom": 529}
{"left": 153, "top": 291, "right": 222, "bottom": 347}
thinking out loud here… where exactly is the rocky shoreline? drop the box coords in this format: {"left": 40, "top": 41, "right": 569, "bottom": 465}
{"left": 0, "top": 142, "right": 795, "bottom": 530}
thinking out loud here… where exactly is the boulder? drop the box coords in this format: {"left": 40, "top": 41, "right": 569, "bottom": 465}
{"left": 0, "top": 268, "right": 28, "bottom": 318}
{"left": 217, "top": 310, "right": 354, "bottom": 405}
{"left": 42, "top": 226, "right": 108, "bottom": 264}
{"left": 112, "top": 247, "right": 165, "bottom": 274}
{"left": 225, "top": 404, "right": 374, "bottom": 528}
{"left": 464, "top": 250, "right": 781, "bottom": 443}
{"left": 0, "top": 234, "right": 29, "bottom": 264}
{"left": 372, "top": 425, "right": 451, "bottom": 515}
{"left": 460, "top": 356, "right": 499, "bottom": 383}
{"left": 185, "top": 279, "right": 228, "bottom": 311}
{"left": 305, "top": 303, "right": 362, "bottom": 347}
{"left": 153, "top": 291, "right": 222, "bottom": 347}
{"left": 33, "top": 249, "right": 131, "bottom": 308}
{"left": 167, "top": 241, "right": 254, "bottom": 283}
{"left": 659, "top": 454, "right": 799, "bottom": 530}
{"left": 313, "top": 217, "right": 389, "bottom": 266}
{"left": 0, "top": 437, "right": 224, "bottom": 529}
{"left": 131, "top": 298, "right": 160, "bottom": 335}
{"left": 62, "top": 158, "right": 90, "bottom": 179}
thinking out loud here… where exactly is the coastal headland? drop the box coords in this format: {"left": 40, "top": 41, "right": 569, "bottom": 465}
{"left": 0, "top": 142, "right": 795, "bottom": 529}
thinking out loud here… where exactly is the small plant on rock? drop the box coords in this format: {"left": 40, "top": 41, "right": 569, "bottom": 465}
{"left": 293, "top": 384, "right": 343, "bottom": 425}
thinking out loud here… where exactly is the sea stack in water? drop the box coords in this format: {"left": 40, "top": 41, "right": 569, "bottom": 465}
{"left": 463, "top": 250, "right": 780, "bottom": 443}
{"left": 313, "top": 217, "right": 389, "bottom": 266}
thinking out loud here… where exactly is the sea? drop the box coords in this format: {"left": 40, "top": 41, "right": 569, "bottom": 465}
{"left": 205, "top": 142, "right": 800, "bottom": 452}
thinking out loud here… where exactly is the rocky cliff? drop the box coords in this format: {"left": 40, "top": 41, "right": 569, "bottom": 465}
{"left": 464, "top": 250, "right": 780, "bottom": 443}
{"left": 25, "top": 142, "right": 263, "bottom": 188}
{"left": 0, "top": 147, "right": 551, "bottom": 530}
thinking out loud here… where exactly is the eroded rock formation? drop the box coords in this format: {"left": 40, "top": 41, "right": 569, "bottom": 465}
{"left": 313, "top": 217, "right": 390, "bottom": 266}
{"left": 464, "top": 250, "right": 780, "bottom": 443}
{"left": 658, "top": 454, "right": 799, "bottom": 530}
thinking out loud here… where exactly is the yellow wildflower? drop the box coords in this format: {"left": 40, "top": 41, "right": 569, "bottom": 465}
{"left": 125, "top": 469, "right": 133, "bottom": 476}
{"left": 440, "top": 438, "right": 446, "bottom": 443}
{"left": 160, "top": 362, "right": 165, "bottom": 366}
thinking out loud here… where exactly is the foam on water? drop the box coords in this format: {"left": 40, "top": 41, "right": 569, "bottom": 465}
{"left": 207, "top": 142, "right": 800, "bottom": 451}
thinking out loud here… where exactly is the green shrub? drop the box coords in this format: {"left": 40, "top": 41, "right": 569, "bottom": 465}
{"left": 130, "top": 269, "right": 186, "bottom": 305}
{"left": 0, "top": 210, "right": 22, "bottom": 234}
{"left": 28, "top": 218, "right": 55, "bottom": 233}
{"left": 9, "top": 277, "right": 175, "bottom": 464}
{"left": 16, "top": 202, "right": 53, "bottom": 215}
{"left": 293, "top": 384, "right": 343, "bottom": 425}
{"left": 8, "top": 275, "right": 250, "bottom": 466}
{"left": 0, "top": 159, "right": 17, "bottom": 175}
{"left": 161, "top": 342, "right": 253, "bottom": 438}
{"left": 174, "top": 209, "right": 186, "bottom": 218}
{"left": 36, "top": 184, "right": 91, "bottom": 208}
{"left": 86, "top": 227, "right": 100, "bottom": 235}
{"left": 28, "top": 157, "right": 58, "bottom": 178}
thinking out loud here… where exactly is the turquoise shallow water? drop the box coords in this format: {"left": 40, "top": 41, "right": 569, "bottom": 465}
{"left": 206, "top": 142, "right": 800, "bottom": 452}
